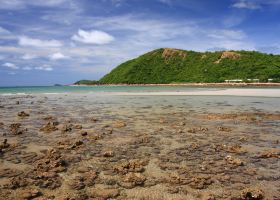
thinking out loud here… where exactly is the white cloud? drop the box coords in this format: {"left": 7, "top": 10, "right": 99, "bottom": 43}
{"left": 0, "top": 26, "right": 10, "bottom": 34}
{"left": 0, "top": 26, "right": 16, "bottom": 40}
{"left": 232, "top": 0, "right": 261, "bottom": 9}
{"left": 110, "top": 0, "right": 125, "bottom": 7}
{"left": 18, "top": 36, "right": 63, "bottom": 48}
{"left": 2, "top": 62, "right": 19, "bottom": 69}
{"left": 208, "top": 30, "right": 247, "bottom": 40}
{"left": 49, "top": 52, "right": 69, "bottom": 60}
{"left": 22, "top": 66, "right": 32, "bottom": 70}
{"left": 0, "top": 0, "right": 67, "bottom": 10}
{"left": 21, "top": 54, "right": 38, "bottom": 60}
{"left": 35, "top": 66, "right": 53, "bottom": 71}
{"left": 71, "top": 29, "right": 115, "bottom": 45}
{"left": 157, "top": 0, "right": 172, "bottom": 5}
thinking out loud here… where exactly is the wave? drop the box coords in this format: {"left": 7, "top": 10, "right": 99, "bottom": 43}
{"left": 0, "top": 93, "right": 27, "bottom": 96}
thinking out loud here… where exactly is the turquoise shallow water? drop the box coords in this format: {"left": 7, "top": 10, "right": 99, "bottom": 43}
{"left": 0, "top": 85, "right": 223, "bottom": 94}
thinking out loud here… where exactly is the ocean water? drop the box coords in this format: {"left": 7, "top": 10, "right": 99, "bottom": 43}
{"left": 0, "top": 85, "right": 226, "bottom": 95}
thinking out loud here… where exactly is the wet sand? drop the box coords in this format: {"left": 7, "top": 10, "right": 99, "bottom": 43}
{"left": 106, "top": 88, "right": 280, "bottom": 97}
{"left": 0, "top": 93, "right": 279, "bottom": 200}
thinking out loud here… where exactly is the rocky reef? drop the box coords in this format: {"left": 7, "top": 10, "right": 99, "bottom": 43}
{"left": 0, "top": 94, "right": 279, "bottom": 199}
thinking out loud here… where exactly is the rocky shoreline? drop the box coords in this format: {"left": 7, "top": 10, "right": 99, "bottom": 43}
{"left": 0, "top": 94, "right": 279, "bottom": 199}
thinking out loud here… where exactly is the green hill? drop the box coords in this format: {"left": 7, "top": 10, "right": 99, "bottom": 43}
{"left": 78, "top": 48, "right": 280, "bottom": 84}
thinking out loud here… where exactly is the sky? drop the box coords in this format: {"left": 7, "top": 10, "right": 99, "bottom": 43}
{"left": 0, "top": 0, "right": 280, "bottom": 86}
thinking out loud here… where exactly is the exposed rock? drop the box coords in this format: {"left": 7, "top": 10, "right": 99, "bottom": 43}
{"left": 113, "top": 121, "right": 126, "bottom": 128}
{"left": 40, "top": 122, "right": 58, "bottom": 133}
{"left": 167, "top": 186, "right": 179, "bottom": 194}
{"left": 120, "top": 172, "right": 146, "bottom": 188}
{"left": 214, "top": 51, "right": 241, "bottom": 64}
{"left": 217, "top": 126, "right": 232, "bottom": 132}
{"left": 56, "top": 193, "right": 88, "bottom": 200}
{"left": 189, "top": 175, "right": 213, "bottom": 189}
{"left": 201, "top": 54, "right": 207, "bottom": 59}
{"left": 162, "top": 48, "right": 186, "bottom": 63}
{"left": 42, "top": 116, "right": 56, "bottom": 121}
{"left": 57, "top": 140, "right": 83, "bottom": 150}
{"left": 114, "top": 159, "right": 148, "bottom": 174}
{"left": 73, "top": 124, "right": 82, "bottom": 129}
{"left": 225, "top": 155, "right": 244, "bottom": 166}
{"left": 80, "top": 131, "right": 88, "bottom": 136}
{"left": 0, "top": 139, "right": 10, "bottom": 149}
{"left": 165, "top": 173, "right": 190, "bottom": 185}
{"left": 68, "top": 176, "right": 85, "bottom": 190}
{"left": 259, "top": 149, "right": 280, "bottom": 159}
{"left": 91, "top": 117, "right": 99, "bottom": 122}
{"left": 61, "top": 124, "right": 73, "bottom": 133}
{"left": 103, "top": 151, "right": 114, "bottom": 157}
{"left": 34, "top": 149, "right": 67, "bottom": 173}
{"left": 33, "top": 176, "right": 62, "bottom": 190}
{"left": 0, "top": 168, "right": 23, "bottom": 178}
{"left": 71, "top": 140, "right": 83, "bottom": 149}
{"left": 201, "top": 192, "right": 216, "bottom": 200}
{"left": 87, "top": 188, "right": 120, "bottom": 199}
{"left": 83, "top": 171, "right": 98, "bottom": 186}
{"left": 18, "top": 111, "right": 30, "bottom": 117}
{"left": 20, "top": 189, "right": 41, "bottom": 199}
{"left": 3, "top": 176, "right": 29, "bottom": 189}
{"left": 10, "top": 123, "right": 27, "bottom": 135}
{"left": 187, "top": 126, "right": 208, "bottom": 133}
{"left": 239, "top": 188, "right": 264, "bottom": 200}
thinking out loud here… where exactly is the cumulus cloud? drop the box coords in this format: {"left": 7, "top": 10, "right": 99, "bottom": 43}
{"left": 0, "top": 26, "right": 10, "bottom": 34}
{"left": 49, "top": 52, "right": 69, "bottom": 60}
{"left": 157, "top": 0, "right": 172, "bottom": 5}
{"left": 232, "top": 0, "right": 261, "bottom": 9}
{"left": 35, "top": 66, "right": 53, "bottom": 71}
{"left": 21, "top": 54, "right": 38, "bottom": 60}
{"left": 22, "top": 66, "right": 32, "bottom": 70}
{"left": 18, "top": 36, "right": 63, "bottom": 48}
{"left": 207, "top": 30, "right": 247, "bottom": 40}
{"left": 0, "top": 0, "right": 67, "bottom": 10}
{"left": 71, "top": 29, "right": 115, "bottom": 45}
{"left": 2, "top": 62, "right": 19, "bottom": 69}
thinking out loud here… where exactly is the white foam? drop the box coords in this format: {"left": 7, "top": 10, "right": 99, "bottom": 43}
{"left": 0, "top": 93, "right": 27, "bottom": 96}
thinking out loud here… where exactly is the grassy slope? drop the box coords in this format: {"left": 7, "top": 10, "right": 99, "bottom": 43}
{"left": 96, "top": 48, "right": 280, "bottom": 84}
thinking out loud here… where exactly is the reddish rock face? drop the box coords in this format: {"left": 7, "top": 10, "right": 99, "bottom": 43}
{"left": 214, "top": 51, "right": 241, "bottom": 64}
{"left": 162, "top": 48, "right": 187, "bottom": 63}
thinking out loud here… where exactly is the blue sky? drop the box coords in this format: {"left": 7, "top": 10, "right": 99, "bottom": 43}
{"left": 0, "top": 0, "right": 280, "bottom": 86}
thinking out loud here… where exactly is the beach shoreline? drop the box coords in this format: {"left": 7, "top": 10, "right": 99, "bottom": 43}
{"left": 71, "top": 82, "right": 280, "bottom": 88}
{"left": 103, "top": 88, "right": 280, "bottom": 97}
{"left": 1, "top": 88, "right": 280, "bottom": 97}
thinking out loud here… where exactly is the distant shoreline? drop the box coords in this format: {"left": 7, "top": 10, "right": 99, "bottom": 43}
{"left": 71, "top": 83, "right": 280, "bottom": 88}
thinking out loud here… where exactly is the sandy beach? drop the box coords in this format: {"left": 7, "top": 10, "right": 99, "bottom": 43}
{"left": 105, "top": 88, "right": 280, "bottom": 97}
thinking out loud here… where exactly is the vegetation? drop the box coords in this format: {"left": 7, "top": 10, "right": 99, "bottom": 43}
{"left": 76, "top": 48, "right": 280, "bottom": 84}
{"left": 74, "top": 80, "right": 100, "bottom": 85}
